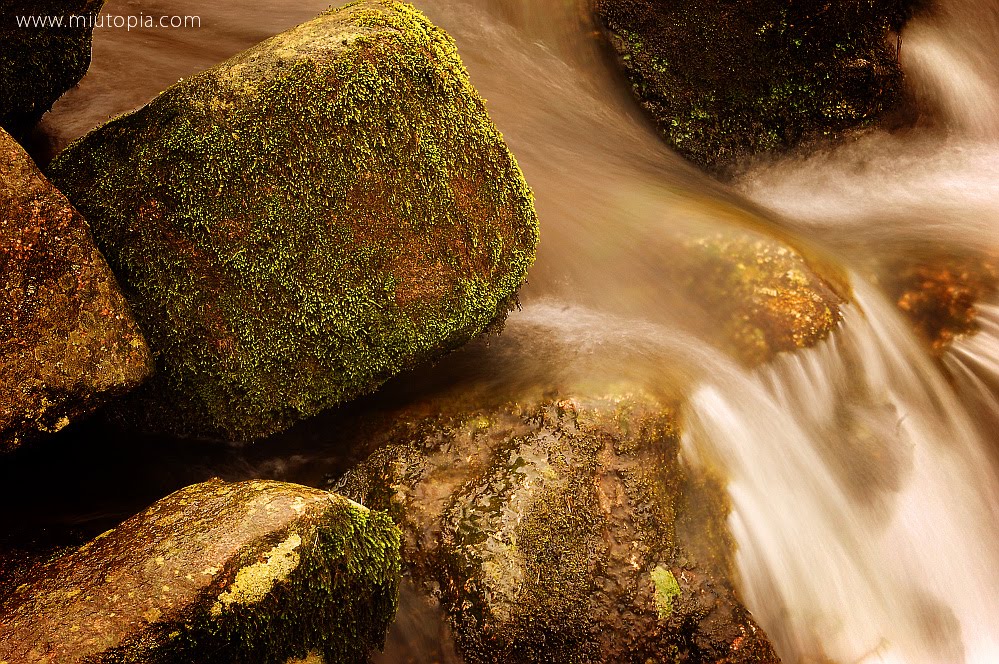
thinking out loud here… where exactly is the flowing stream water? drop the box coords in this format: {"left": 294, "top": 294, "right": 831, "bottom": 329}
{"left": 19, "top": 0, "right": 999, "bottom": 662}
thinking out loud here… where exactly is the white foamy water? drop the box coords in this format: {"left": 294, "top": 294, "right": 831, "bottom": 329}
{"left": 685, "top": 283, "right": 999, "bottom": 664}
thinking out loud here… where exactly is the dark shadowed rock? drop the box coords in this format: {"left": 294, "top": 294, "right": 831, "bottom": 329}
{"left": 0, "top": 128, "right": 151, "bottom": 452}
{"left": 47, "top": 0, "right": 539, "bottom": 442}
{"left": 1, "top": 1, "right": 105, "bottom": 136}
{"left": 0, "top": 479, "right": 401, "bottom": 663}
{"left": 594, "top": 0, "right": 920, "bottom": 170}
{"left": 335, "top": 391, "right": 778, "bottom": 663}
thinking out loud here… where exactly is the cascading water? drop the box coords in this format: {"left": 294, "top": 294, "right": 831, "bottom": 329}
{"left": 685, "top": 284, "right": 999, "bottom": 663}
{"left": 26, "top": 0, "right": 999, "bottom": 662}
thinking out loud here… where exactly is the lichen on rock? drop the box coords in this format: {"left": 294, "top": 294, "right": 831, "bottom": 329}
{"left": 335, "top": 391, "right": 778, "bottom": 663}
{"left": 47, "top": 0, "right": 539, "bottom": 442}
{"left": 0, "top": 479, "right": 402, "bottom": 663}
{"left": 0, "top": 127, "right": 151, "bottom": 452}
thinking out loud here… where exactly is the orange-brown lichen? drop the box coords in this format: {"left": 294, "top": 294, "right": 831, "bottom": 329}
{"left": 0, "top": 128, "right": 151, "bottom": 452}
{"left": 887, "top": 252, "right": 999, "bottom": 355}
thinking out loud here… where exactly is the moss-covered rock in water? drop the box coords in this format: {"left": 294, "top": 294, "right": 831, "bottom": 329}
{"left": 0, "top": 479, "right": 402, "bottom": 663}
{"left": 594, "top": 0, "right": 918, "bottom": 170}
{"left": 46, "top": 0, "right": 539, "bottom": 442}
{"left": 0, "top": 128, "right": 151, "bottom": 452}
{"left": 335, "top": 393, "right": 777, "bottom": 663}
{"left": 0, "top": 0, "right": 105, "bottom": 136}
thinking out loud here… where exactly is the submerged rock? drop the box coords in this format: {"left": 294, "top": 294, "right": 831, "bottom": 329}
{"left": 0, "top": 0, "right": 105, "bottom": 136}
{"left": 47, "top": 0, "right": 539, "bottom": 441}
{"left": 336, "top": 392, "right": 778, "bottom": 663}
{"left": 678, "top": 231, "right": 846, "bottom": 367}
{"left": 883, "top": 250, "right": 999, "bottom": 354}
{"left": 0, "top": 128, "right": 151, "bottom": 452}
{"left": 0, "top": 479, "right": 401, "bottom": 663}
{"left": 594, "top": 0, "right": 916, "bottom": 170}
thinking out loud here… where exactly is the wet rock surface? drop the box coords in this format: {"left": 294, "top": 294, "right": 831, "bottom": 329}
{"left": 0, "top": 478, "right": 401, "bottom": 664}
{"left": 47, "top": 0, "right": 539, "bottom": 442}
{"left": 594, "top": 0, "right": 918, "bottom": 170}
{"left": 0, "top": 0, "right": 105, "bottom": 136}
{"left": 883, "top": 249, "right": 999, "bottom": 354}
{"left": 679, "top": 230, "right": 846, "bottom": 367}
{"left": 336, "top": 391, "right": 778, "bottom": 663}
{"left": 0, "top": 128, "right": 151, "bottom": 452}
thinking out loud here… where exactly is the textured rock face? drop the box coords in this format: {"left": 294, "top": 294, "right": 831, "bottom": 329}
{"left": 336, "top": 392, "right": 778, "bottom": 663}
{"left": 0, "top": 0, "right": 105, "bottom": 135}
{"left": 0, "top": 479, "right": 401, "bottom": 663}
{"left": 47, "top": 0, "right": 539, "bottom": 442}
{"left": 594, "top": 0, "right": 916, "bottom": 170}
{"left": 0, "top": 128, "right": 151, "bottom": 452}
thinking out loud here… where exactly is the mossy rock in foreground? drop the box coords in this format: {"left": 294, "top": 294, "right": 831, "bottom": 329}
{"left": 336, "top": 392, "right": 778, "bottom": 663}
{"left": 0, "top": 127, "right": 152, "bottom": 452}
{"left": 594, "top": 0, "right": 918, "bottom": 170}
{"left": 0, "top": 479, "right": 401, "bottom": 663}
{"left": 1, "top": 0, "right": 105, "bottom": 136}
{"left": 47, "top": 0, "right": 539, "bottom": 441}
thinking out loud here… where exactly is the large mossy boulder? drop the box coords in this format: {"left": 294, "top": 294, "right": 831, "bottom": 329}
{"left": 1, "top": 0, "right": 105, "bottom": 136}
{"left": 0, "top": 128, "right": 151, "bottom": 452}
{"left": 47, "top": 0, "right": 539, "bottom": 442}
{"left": 0, "top": 479, "right": 401, "bottom": 663}
{"left": 594, "top": 0, "right": 917, "bottom": 170}
{"left": 335, "top": 392, "right": 778, "bottom": 663}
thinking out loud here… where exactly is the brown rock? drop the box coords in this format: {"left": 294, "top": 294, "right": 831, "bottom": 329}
{"left": 0, "top": 128, "right": 151, "bottom": 452}
{"left": 0, "top": 479, "right": 401, "bottom": 663}
{"left": 335, "top": 391, "right": 778, "bottom": 663}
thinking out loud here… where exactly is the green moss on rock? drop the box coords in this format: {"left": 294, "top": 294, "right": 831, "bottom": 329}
{"left": 336, "top": 392, "right": 777, "bottom": 663}
{"left": 0, "top": 1, "right": 105, "bottom": 136}
{"left": 0, "top": 127, "right": 152, "bottom": 452}
{"left": 46, "top": 0, "right": 539, "bottom": 442}
{"left": 594, "top": 0, "right": 920, "bottom": 170}
{"left": 0, "top": 479, "right": 402, "bottom": 663}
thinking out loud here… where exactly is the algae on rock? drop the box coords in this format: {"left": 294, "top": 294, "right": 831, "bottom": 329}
{"left": 594, "top": 0, "right": 918, "bottom": 170}
{"left": 0, "top": 479, "right": 401, "bottom": 663}
{"left": 47, "top": 0, "right": 539, "bottom": 441}
{"left": 336, "top": 391, "right": 778, "bottom": 663}
{"left": 1, "top": 0, "right": 105, "bottom": 136}
{"left": 0, "top": 127, "right": 151, "bottom": 452}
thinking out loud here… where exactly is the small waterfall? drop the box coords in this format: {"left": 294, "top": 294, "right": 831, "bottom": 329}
{"left": 684, "top": 282, "right": 999, "bottom": 663}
